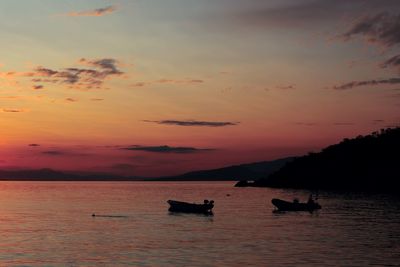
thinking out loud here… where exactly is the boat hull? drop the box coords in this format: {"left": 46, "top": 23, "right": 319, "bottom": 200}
{"left": 271, "top": 198, "right": 321, "bottom": 211}
{"left": 167, "top": 200, "right": 214, "bottom": 214}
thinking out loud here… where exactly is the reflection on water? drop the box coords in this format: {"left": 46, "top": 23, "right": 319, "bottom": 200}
{"left": 0, "top": 181, "right": 399, "bottom": 266}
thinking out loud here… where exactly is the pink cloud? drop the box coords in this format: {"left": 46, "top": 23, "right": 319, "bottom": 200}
{"left": 65, "top": 6, "right": 116, "bottom": 17}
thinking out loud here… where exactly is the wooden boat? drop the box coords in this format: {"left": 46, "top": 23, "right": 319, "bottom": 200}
{"left": 271, "top": 198, "right": 321, "bottom": 211}
{"left": 167, "top": 199, "right": 214, "bottom": 214}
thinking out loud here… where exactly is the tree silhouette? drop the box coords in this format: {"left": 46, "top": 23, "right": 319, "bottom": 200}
{"left": 254, "top": 127, "right": 400, "bottom": 192}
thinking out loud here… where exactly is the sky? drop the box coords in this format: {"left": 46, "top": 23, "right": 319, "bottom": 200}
{"left": 1, "top": 0, "right": 400, "bottom": 176}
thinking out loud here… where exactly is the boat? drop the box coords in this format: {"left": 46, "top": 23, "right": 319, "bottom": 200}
{"left": 167, "top": 199, "right": 214, "bottom": 214}
{"left": 271, "top": 198, "right": 321, "bottom": 212}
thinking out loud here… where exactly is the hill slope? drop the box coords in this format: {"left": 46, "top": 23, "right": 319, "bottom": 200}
{"left": 154, "top": 157, "right": 294, "bottom": 181}
{"left": 254, "top": 128, "right": 400, "bottom": 192}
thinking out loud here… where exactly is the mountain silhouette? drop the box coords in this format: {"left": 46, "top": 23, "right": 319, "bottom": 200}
{"left": 0, "top": 158, "right": 293, "bottom": 181}
{"left": 250, "top": 127, "right": 400, "bottom": 192}
{"left": 153, "top": 157, "right": 294, "bottom": 181}
{"left": 0, "top": 169, "right": 143, "bottom": 181}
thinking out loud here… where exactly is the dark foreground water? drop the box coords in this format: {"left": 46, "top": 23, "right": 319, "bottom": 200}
{"left": 0, "top": 182, "right": 399, "bottom": 266}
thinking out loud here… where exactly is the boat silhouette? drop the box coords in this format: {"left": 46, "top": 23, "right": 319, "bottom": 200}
{"left": 167, "top": 199, "right": 214, "bottom": 214}
{"left": 271, "top": 198, "right": 321, "bottom": 212}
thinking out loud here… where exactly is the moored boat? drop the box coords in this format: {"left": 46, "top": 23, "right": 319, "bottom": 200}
{"left": 167, "top": 199, "right": 214, "bottom": 214}
{"left": 271, "top": 198, "right": 321, "bottom": 211}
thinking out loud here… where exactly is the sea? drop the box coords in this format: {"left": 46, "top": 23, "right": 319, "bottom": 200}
{"left": 0, "top": 181, "right": 399, "bottom": 266}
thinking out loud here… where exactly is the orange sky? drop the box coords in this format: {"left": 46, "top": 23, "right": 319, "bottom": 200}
{"left": 1, "top": 1, "right": 399, "bottom": 176}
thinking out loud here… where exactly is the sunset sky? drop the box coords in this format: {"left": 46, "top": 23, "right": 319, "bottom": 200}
{"left": 1, "top": 0, "right": 400, "bottom": 176}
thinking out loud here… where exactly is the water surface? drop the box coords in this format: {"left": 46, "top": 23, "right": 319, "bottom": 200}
{"left": 0, "top": 182, "right": 399, "bottom": 266}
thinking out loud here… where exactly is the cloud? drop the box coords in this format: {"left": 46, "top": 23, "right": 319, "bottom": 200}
{"left": 156, "top": 78, "right": 204, "bottom": 84}
{"left": 79, "top": 58, "right": 123, "bottom": 75}
{"left": 333, "top": 78, "right": 400, "bottom": 90}
{"left": 276, "top": 85, "right": 295, "bottom": 90}
{"left": 131, "top": 82, "right": 149, "bottom": 87}
{"left": 381, "top": 54, "right": 400, "bottom": 72}
{"left": 130, "top": 79, "right": 204, "bottom": 88}
{"left": 42, "top": 150, "right": 65, "bottom": 156}
{"left": 143, "top": 119, "right": 239, "bottom": 127}
{"left": 333, "top": 122, "right": 355, "bottom": 126}
{"left": 336, "top": 12, "right": 400, "bottom": 89}
{"left": 340, "top": 12, "right": 400, "bottom": 48}
{"left": 188, "top": 79, "right": 204, "bottom": 83}
{"left": 33, "top": 85, "right": 44, "bottom": 90}
{"left": 41, "top": 149, "right": 89, "bottom": 157}
{"left": 122, "top": 145, "right": 214, "bottom": 154}
{"left": 294, "top": 122, "right": 318, "bottom": 126}
{"left": 31, "top": 78, "right": 58, "bottom": 83}
{"left": 19, "top": 58, "right": 125, "bottom": 90}
{"left": 230, "top": 1, "right": 400, "bottom": 30}
{"left": 66, "top": 5, "right": 116, "bottom": 17}
{"left": 0, "top": 96, "right": 20, "bottom": 99}
{"left": 2, "top": 108, "right": 26, "bottom": 113}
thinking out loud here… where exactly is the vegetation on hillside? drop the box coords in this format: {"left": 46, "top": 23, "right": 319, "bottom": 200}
{"left": 255, "top": 127, "right": 400, "bottom": 192}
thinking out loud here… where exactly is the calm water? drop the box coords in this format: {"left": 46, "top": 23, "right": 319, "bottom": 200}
{"left": 0, "top": 181, "right": 399, "bottom": 266}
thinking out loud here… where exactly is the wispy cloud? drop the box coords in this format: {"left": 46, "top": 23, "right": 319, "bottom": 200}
{"left": 65, "top": 5, "right": 117, "bottom": 17}
{"left": 130, "top": 78, "right": 204, "bottom": 88}
{"left": 381, "top": 54, "right": 400, "bottom": 72}
{"left": 229, "top": 1, "right": 400, "bottom": 30}
{"left": 28, "top": 144, "right": 40, "bottom": 147}
{"left": 33, "top": 85, "right": 44, "bottom": 90}
{"left": 333, "top": 78, "right": 400, "bottom": 90}
{"left": 334, "top": 12, "right": 400, "bottom": 90}
{"left": 333, "top": 122, "right": 355, "bottom": 126}
{"left": 2, "top": 108, "right": 26, "bottom": 113}
{"left": 156, "top": 79, "right": 204, "bottom": 84}
{"left": 276, "top": 85, "right": 296, "bottom": 90}
{"left": 294, "top": 122, "right": 318, "bottom": 126}
{"left": 131, "top": 82, "right": 149, "bottom": 88}
{"left": 0, "top": 58, "right": 125, "bottom": 90}
{"left": 340, "top": 12, "right": 400, "bottom": 48}
{"left": 42, "top": 150, "right": 65, "bottom": 156}
{"left": 79, "top": 58, "right": 123, "bottom": 76}
{"left": 122, "top": 145, "right": 215, "bottom": 154}
{"left": 143, "top": 119, "right": 239, "bottom": 127}
{"left": 0, "top": 96, "right": 20, "bottom": 100}
{"left": 41, "top": 149, "right": 89, "bottom": 157}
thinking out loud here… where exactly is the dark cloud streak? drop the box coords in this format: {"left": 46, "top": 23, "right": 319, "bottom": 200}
{"left": 341, "top": 12, "right": 400, "bottom": 48}
{"left": 42, "top": 150, "right": 65, "bottom": 156}
{"left": 122, "top": 145, "right": 215, "bottom": 154}
{"left": 333, "top": 78, "right": 400, "bottom": 90}
{"left": 27, "top": 58, "right": 123, "bottom": 90}
{"left": 143, "top": 120, "right": 239, "bottom": 127}
{"left": 2, "top": 108, "right": 25, "bottom": 113}
{"left": 28, "top": 144, "right": 40, "bottom": 147}
{"left": 66, "top": 5, "right": 117, "bottom": 17}
{"left": 381, "top": 54, "right": 400, "bottom": 72}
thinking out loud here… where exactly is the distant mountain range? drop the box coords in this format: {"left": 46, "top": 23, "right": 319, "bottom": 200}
{"left": 4, "top": 127, "right": 398, "bottom": 193}
{"left": 0, "top": 157, "right": 294, "bottom": 182}
{"left": 0, "top": 168, "right": 143, "bottom": 181}
{"left": 152, "top": 157, "right": 294, "bottom": 181}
